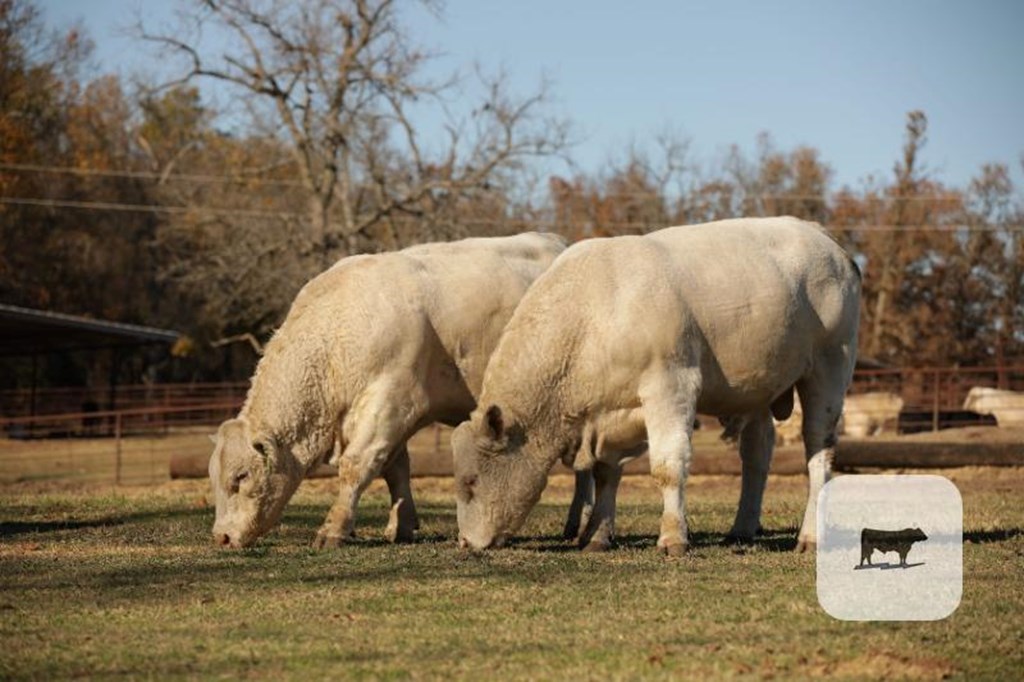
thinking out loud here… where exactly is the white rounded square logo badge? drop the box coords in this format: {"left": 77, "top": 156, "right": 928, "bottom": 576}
{"left": 816, "top": 475, "right": 962, "bottom": 621}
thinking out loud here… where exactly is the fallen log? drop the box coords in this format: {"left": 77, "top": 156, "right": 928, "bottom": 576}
{"left": 170, "top": 431, "right": 1022, "bottom": 479}
{"left": 833, "top": 438, "right": 1023, "bottom": 470}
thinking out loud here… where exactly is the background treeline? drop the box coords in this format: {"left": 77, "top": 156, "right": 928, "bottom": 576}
{"left": 1, "top": 0, "right": 1021, "bottom": 389}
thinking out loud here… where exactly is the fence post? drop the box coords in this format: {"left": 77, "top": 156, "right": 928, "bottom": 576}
{"left": 115, "top": 412, "right": 123, "bottom": 485}
{"left": 932, "top": 369, "right": 940, "bottom": 432}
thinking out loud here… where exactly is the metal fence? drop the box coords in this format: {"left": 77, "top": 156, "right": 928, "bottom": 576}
{"left": 1, "top": 366, "right": 1021, "bottom": 486}
{"left": 850, "top": 365, "right": 1024, "bottom": 432}
{"left": 0, "top": 402, "right": 240, "bottom": 485}
{"left": 0, "top": 382, "right": 249, "bottom": 419}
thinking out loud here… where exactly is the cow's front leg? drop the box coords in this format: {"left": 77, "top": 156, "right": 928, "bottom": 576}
{"left": 314, "top": 445, "right": 394, "bottom": 549}
{"left": 313, "top": 381, "right": 422, "bottom": 549}
{"left": 579, "top": 461, "right": 622, "bottom": 552}
{"left": 382, "top": 444, "right": 419, "bottom": 543}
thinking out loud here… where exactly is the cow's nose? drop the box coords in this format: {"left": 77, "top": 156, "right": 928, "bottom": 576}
{"left": 458, "top": 536, "right": 469, "bottom": 549}
{"left": 215, "top": 533, "right": 232, "bottom": 547}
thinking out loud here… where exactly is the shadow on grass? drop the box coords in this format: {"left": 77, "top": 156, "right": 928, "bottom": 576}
{"left": 521, "top": 527, "right": 1020, "bottom": 553}
{"left": 853, "top": 562, "right": 925, "bottom": 570}
{"left": 0, "top": 507, "right": 207, "bottom": 537}
{"left": 740, "top": 527, "right": 800, "bottom": 553}
{"left": 964, "top": 528, "right": 1021, "bottom": 544}
{"left": 276, "top": 503, "right": 455, "bottom": 547}
{"left": 520, "top": 527, "right": 803, "bottom": 554}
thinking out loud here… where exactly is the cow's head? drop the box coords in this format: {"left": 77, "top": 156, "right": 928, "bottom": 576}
{"left": 910, "top": 527, "right": 928, "bottom": 542}
{"left": 452, "top": 405, "right": 549, "bottom": 550}
{"left": 208, "top": 417, "right": 302, "bottom": 548}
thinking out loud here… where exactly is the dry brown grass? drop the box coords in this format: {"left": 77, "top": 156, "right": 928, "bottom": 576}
{"left": 1, "top": 467, "right": 1022, "bottom": 679}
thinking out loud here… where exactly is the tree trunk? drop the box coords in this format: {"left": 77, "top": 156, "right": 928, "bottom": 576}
{"left": 308, "top": 196, "right": 331, "bottom": 270}
{"left": 868, "top": 239, "right": 897, "bottom": 359}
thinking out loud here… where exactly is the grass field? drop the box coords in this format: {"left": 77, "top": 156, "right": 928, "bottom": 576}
{"left": 1, "top": 468, "right": 1022, "bottom": 679}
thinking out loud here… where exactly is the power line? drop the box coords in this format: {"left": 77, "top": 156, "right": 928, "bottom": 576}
{"left": 0, "top": 162, "right": 985, "bottom": 202}
{"left": 0, "top": 196, "right": 301, "bottom": 218}
{"left": 0, "top": 162, "right": 303, "bottom": 187}
{"left": 2, "top": 195, "right": 1022, "bottom": 232}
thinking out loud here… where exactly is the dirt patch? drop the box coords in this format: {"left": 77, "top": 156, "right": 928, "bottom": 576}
{"left": 800, "top": 651, "right": 957, "bottom": 680}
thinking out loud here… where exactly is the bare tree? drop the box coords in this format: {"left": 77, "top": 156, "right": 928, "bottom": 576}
{"left": 139, "top": 0, "right": 570, "bottom": 265}
{"left": 548, "top": 131, "right": 691, "bottom": 240}
{"left": 866, "top": 110, "right": 927, "bottom": 359}
{"left": 965, "top": 163, "right": 1023, "bottom": 373}
{"left": 718, "top": 132, "right": 832, "bottom": 222}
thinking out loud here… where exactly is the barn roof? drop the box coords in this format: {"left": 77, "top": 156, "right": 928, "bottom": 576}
{"left": 0, "top": 303, "right": 180, "bottom": 357}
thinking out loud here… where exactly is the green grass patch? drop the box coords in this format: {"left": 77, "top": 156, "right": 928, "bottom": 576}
{"left": 1, "top": 471, "right": 1022, "bottom": 679}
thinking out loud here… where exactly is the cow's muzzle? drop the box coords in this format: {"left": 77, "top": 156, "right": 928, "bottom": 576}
{"left": 213, "top": 532, "right": 241, "bottom": 549}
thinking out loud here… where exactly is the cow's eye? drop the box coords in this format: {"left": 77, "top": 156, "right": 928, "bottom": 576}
{"left": 458, "top": 475, "right": 478, "bottom": 502}
{"left": 230, "top": 471, "right": 249, "bottom": 494}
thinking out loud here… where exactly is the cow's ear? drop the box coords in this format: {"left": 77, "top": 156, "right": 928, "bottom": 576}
{"left": 484, "top": 405, "right": 504, "bottom": 441}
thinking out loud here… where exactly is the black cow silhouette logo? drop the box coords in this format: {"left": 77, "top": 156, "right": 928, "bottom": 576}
{"left": 859, "top": 527, "right": 928, "bottom": 568}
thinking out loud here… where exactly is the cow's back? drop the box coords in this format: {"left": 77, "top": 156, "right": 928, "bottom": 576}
{"left": 405, "top": 233, "right": 565, "bottom": 399}
{"left": 511, "top": 217, "right": 860, "bottom": 417}
{"left": 249, "top": 234, "right": 563, "bottom": 424}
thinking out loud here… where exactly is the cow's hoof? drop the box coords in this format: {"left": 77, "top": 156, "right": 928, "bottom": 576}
{"left": 581, "top": 540, "right": 611, "bottom": 553}
{"left": 795, "top": 539, "right": 817, "bottom": 553}
{"left": 312, "top": 532, "right": 345, "bottom": 550}
{"left": 385, "top": 526, "right": 416, "bottom": 544}
{"left": 562, "top": 524, "right": 581, "bottom": 541}
{"left": 384, "top": 499, "right": 417, "bottom": 544}
{"left": 659, "top": 542, "right": 688, "bottom": 557}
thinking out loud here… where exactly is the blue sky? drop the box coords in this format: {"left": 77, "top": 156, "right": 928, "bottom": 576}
{"left": 41, "top": 0, "right": 1024, "bottom": 191}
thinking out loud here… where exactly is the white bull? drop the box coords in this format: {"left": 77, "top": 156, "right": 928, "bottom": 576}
{"left": 963, "top": 387, "right": 1024, "bottom": 428}
{"left": 452, "top": 217, "right": 861, "bottom": 554}
{"left": 207, "top": 233, "right": 567, "bottom": 548}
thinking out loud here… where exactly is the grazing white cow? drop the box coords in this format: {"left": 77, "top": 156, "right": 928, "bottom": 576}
{"left": 841, "top": 392, "right": 905, "bottom": 437}
{"left": 963, "top": 387, "right": 1024, "bottom": 428}
{"left": 453, "top": 217, "right": 861, "bottom": 554}
{"left": 208, "top": 233, "right": 567, "bottom": 549}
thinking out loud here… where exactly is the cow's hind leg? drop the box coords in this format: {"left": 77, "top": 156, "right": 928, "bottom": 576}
{"left": 726, "top": 409, "right": 775, "bottom": 542}
{"left": 795, "top": 353, "right": 851, "bottom": 553}
{"left": 381, "top": 444, "right": 419, "bottom": 543}
{"left": 579, "top": 461, "right": 622, "bottom": 552}
{"left": 562, "top": 470, "right": 595, "bottom": 542}
{"left": 642, "top": 367, "right": 699, "bottom": 557}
